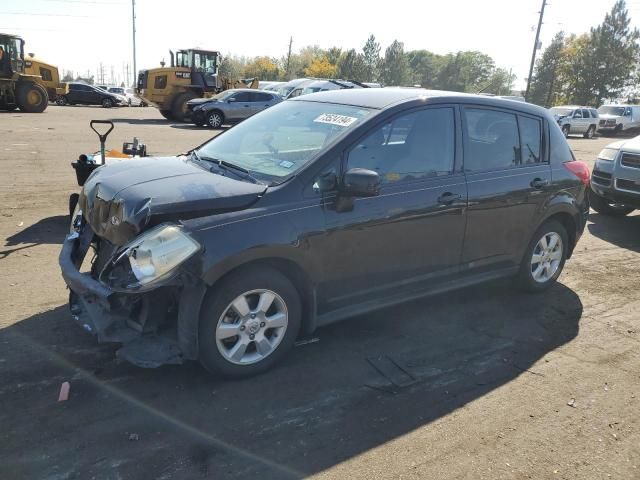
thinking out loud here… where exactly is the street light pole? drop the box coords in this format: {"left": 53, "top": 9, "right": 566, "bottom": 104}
{"left": 525, "top": 0, "right": 547, "bottom": 101}
{"left": 131, "top": 0, "right": 137, "bottom": 87}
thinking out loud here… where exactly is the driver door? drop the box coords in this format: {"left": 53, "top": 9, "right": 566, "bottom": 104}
{"left": 226, "top": 91, "right": 252, "bottom": 121}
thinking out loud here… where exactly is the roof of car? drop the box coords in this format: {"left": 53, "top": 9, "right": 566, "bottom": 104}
{"left": 291, "top": 87, "right": 549, "bottom": 115}
{"left": 552, "top": 105, "right": 594, "bottom": 109}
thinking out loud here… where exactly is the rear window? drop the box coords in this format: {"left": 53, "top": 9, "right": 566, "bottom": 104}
{"left": 519, "top": 116, "right": 542, "bottom": 165}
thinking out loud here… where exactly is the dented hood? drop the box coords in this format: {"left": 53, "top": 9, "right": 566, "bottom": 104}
{"left": 79, "top": 156, "right": 266, "bottom": 246}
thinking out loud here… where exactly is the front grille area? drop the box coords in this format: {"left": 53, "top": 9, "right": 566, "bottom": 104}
{"left": 592, "top": 170, "right": 612, "bottom": 187}
{"left": 616, "top": 179, "right": 640, "bottom": 194}
{"left": 599, "top": 119, "right": 605, "bottom": 126}
{"left": 621, "top": 152, "right": 640, "bottom": 169}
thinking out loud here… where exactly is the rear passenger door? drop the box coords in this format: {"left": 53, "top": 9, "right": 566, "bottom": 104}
{"left": 461, "top": 106, "right": 550, "bottom": 271}
{"left": 249, "top": 91, "right": 273, "bottom": 115}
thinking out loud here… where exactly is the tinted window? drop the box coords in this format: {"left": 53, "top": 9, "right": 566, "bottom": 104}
{"left": 250, "top": 92, "right": 272, "bottom": 102}
{"left": 573, "top": 110, "right": 582, "bottom": 118}
{"left": 154, "top": 75, "right": 167, "bottom": 89}
{"left": 39, "top": 67, "right": 52, "bottom": 82}
{"left": 463, "top": 108, "right": 520, "bottom": 171}
{"left": 590, "top": 109, "right": 598, "bottom": 118}
{"left": 348, "top": 107, "right": 455, "bottom": 183}
{"left": 233, "top": 92, "right": 251, "bottom": 102}
{"left": 582, "top": 109, "right": 590, "bottom": 118}
{"left": 518, "top": 115, "right": 542, "bottom": 164}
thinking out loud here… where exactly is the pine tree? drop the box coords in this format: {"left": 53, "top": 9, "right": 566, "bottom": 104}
{"left": 528, "top": 32, "right": 566, "bottom": 107}
{"left": 380, "top": 40, "right": 410, "bottom": 86}
{"left": 362, "top": 35, "right": 381, "bottom": 82}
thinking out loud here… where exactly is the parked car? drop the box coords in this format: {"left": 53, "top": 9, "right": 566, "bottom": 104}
{"left": 259, "top": 81, "right": 284, "bottom": 92}
{"left": 286, "top": 79, "right": 368, "bottom": 99}
{"left": 58, "top": 83, "right": 126, "bottom": 108}
{"left": 60, "top": 89, "right": 589, "bottom": 378}
{"left": 597, "top": 104, "right": 640, "bottom": 135}
{"left": 275, "top": 78, "right": 313, "bottom": 98}
{"left": 186, "top": 88, "right": 282, "bottom": 128}
{"left": 589, "top": 134, "right": 640, "bottom": 216}
{"left": 106, "top": 86, "right": 144, "bottom": 106}
{"left": 550, "top": 105, "right": 599, "bottom": 138}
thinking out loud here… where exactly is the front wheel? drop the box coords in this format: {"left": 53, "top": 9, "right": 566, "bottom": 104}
{"left": 562, "top": 125, "right": 570, "bottom": 138}
{"left": 102, "top": 98, "right": 113, "bottom": 108}
{"left": 16, "top": 82, "right": 48, "bottom": 113}
{"left": 207, "top": 110, "right": 224, "bottom": 129}
{"left": 198, "top": 266, "right": 302, "bottom": 378}
{"left": 518, "top": 220, "right": 568, "bottom": 292}
{"left": 588, "top": 188, "right": 634, "bottom": 217}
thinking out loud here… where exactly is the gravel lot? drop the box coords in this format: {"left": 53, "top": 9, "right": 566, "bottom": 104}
{"left": 1, "top": 105, "right": 639, "bottom": 480}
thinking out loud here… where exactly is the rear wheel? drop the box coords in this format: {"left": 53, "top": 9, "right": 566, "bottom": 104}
{"left": 16, "top": 82, "right": 48, "bottom": 113}
{"left": 56, "top": 95, "right": 68, "bottom": 106}
{"left": 102, "top": 98, "right": 113, "bottom": 108}
{"left": 588, "top": 188, "right": 634, "bottom": 217}
{"left": 171, "top": 92, "right": 198, "bottom": 122}
{"left": 584, "top": 125, "right": 595, "bottom": 139}
{"left": 198, "top": 266, "right": 302, "bottom": 378}
{"left": 518, "top": 220, "right": 568, "bottom": 292}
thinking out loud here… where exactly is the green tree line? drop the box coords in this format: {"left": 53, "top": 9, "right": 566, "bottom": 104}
{"left": 219, "top": 34, "right": 516, "bottom": 95}
{"left": 528, "top": 0, "right": 639, "bottom": 107}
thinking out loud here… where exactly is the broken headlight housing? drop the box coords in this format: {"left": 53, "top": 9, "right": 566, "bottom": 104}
{"left": 100, "top": 224, "right": 200, "bottom": 292}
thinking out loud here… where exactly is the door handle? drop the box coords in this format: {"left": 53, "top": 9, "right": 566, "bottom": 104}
{"left": 530, "top": 178, "right": 550, "bottom": 189}
{"left": 437, "top": 192, "right": 462, "bottom": 205}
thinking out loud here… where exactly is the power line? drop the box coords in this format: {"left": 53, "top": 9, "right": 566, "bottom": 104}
{"left": 37, "top": 0, "right": 126, "bottom": 4}
{"left": 0, "top": 11, "right": 92, "bottom": 17}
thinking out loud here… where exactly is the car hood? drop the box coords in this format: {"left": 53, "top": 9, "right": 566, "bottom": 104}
{"left": 598, "top": 113, "right": 621, "bottom": 121}
{"left": 609, "top": 135, "right": 640, "bottom": 154}
{"left": 187, "top": 98, "right": 217, "bottom": 106}
{"left": 79, "top": 156, "right": 266, "bottom": 246}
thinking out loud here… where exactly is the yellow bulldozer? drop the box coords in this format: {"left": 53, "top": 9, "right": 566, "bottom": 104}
{"left": 0, "top": 32, "right": 49, "bottom": 113}
{"left": 24, "top": 54, "right": 67, "bottom": 103}
{"left": 137, "top": 48, "right": 258, "bottom": 121}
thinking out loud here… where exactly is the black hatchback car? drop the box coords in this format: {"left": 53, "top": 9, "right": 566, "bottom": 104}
{"left": 60, "top": 89, "right": 590, "bottom": 377}
{"left": 58, "top": 82, "right": 124, "bottom": 108}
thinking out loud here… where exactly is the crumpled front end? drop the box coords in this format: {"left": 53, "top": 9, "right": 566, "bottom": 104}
{"left": 59, "top": 217, "right": 207, "bottom": 367}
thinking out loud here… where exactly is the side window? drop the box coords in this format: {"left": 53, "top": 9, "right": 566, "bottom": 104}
{"left": 463, "top": 108, "right": 520, "bottom": 171}
{"left": 249, "top": 92, "right": 271, "bottom": 102}
{"left": 624, "top": 107, "right": 632, "bottom": 116}
{"left": 154, "top": 75, "right": 167, "bottom": 89}
{"left": 347, "top": 107, "right": 455, "bottom": 183}
{"left": 582, "top": 109, "right": 590, "bottom": 118}
{"left": 590, "top": 109, "right": 598, "bottom": 118}
{"left": 518, "top": 115, "right": 542, "bottom": 164}
{"left": 69, "top": 84, "right": 78, "bottom": 91}
{"left": 573, "top": 110, "right": 582, "bottom": 118}
{"left": 39, "top": 67, "right": 52, "bottom": 82}
{"left": 234, "top": 92, "right": 251, "bottom": 102}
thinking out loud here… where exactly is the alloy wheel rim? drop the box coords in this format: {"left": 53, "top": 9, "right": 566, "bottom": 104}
{"left": 531, "top": 232, "right": 563, "bottom": 283}
{"left": 208, "top": 113, "right": 221, "bottom": 128}
{"left": 215, "top": 289, "right": 288, "bottom": 365}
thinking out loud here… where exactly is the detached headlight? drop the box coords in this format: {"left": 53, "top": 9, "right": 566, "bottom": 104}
{"left": 597, "top": 148, "right": 619, "bottom": 161}
{"left": 100, "top": 224, "right": 200, "bottom": 291}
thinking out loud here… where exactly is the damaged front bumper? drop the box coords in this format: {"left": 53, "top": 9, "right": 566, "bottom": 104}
{"left": 58, "top": 228, "right": 206, "bottom": 368}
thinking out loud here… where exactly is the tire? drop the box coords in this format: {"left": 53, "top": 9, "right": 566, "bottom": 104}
{"left": 159, "top": 110, "right": 174, "bottom": 121}
{"left": 16, "top": 82, "right": 48, "bottom": 113}
{"left": 56, "top": 96, "right": 68, "bottom": 106}
{"left": 518, "top": 220, "right": 568, "bottom": 292}
{"left": 588, "top": 188, "right": 634, "bottom": 217}
{"left": 614, "top": 124, "right": 622, "bottom": 136}
{"left": 198, "top": 266, "right": 302, "bottom": 378}
{"left": 562, "top": 125, "right": 570, "bottom": 138}
{"left": 69, "top": 193, "right": 79, "bottom": 219}
{"left": 584, "top": 125, "right": 595, "bottom": 139}
{"left": 207, "top": 110, "right": 224, "bottom": 129}
{"left": 171, "top": 91, "right": 199, "bottom": 122}
{"left": 102, "top": 98, "right": 113, "bottom": 108}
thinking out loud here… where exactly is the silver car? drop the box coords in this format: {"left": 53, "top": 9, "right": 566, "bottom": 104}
{"left": 550, "top": 106, "right": 599, "bottom": 138}
{"left": 186, "top": 89, "right": 282, "bottom": 128}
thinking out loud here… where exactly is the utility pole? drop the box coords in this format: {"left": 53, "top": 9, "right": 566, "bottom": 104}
{"left": 131, "top": 0, "right": 137, "bottom": 87}
{"left": 525, "top": 0, "right": 547, "bottom": 101}
{"left": 285, "top": 36, "right": 293, "bottom": 80}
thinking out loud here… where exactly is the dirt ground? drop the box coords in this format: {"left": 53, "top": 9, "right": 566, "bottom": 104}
{"left": 1, "top": 105, "right": 639, "bottom": 480}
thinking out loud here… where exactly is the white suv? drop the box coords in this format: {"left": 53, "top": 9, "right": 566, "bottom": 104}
{"left": 550, "top": 106, "right": 599, "bottom": 139}
{"left": 597, "top": 104, "right": 640, "bottom": 135}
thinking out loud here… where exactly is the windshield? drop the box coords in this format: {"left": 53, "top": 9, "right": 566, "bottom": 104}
{"left": 196, "top": 100, "right": 372, "bottom": 182}
{"left": 550, "top": 107, "right": 573, "bottom": 117}
{"left": 109, "top": 88, "right": 124, "bottom": 94}
{"left": 598, "top": 106, "right": 625, "bottom": 116}
{"left": 212, "top": 90, "right": 236, "bottom": 101}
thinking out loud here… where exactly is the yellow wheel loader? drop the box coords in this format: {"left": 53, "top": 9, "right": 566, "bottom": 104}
{"left": 137, "top": 48, "right": 258, "bottom": 122}
{"left": 0, "top": 33, "right": 49, "bottom": 113}
{"left": 24, "top": 54, "right": 68, "bottom": 103}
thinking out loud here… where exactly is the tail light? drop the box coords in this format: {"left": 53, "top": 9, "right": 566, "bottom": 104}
{"left": 563, "top": 160, "right": 590, "bottom": 185}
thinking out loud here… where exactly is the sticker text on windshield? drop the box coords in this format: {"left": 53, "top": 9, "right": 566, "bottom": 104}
{"left": 314, "top": 113, "right": 358, "bottom": 127}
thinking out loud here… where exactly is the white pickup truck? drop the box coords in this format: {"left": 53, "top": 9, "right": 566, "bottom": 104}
{"left": 597, "top": 104, "right": 640, "bottom": 135}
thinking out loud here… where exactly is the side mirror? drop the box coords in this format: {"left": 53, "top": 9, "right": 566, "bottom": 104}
{"left": 341, "top": 168, "right": 381, "bottom": 197}
{"left": 227, "top": 97, "right": 236, "bottom": 103}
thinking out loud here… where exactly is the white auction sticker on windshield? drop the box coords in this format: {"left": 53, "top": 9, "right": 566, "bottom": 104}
{"left": 314, "top": 113, "right": 358, "bottom": 127}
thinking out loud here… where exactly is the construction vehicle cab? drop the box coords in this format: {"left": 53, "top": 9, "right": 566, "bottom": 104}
{"left": 0, "top": 33, "right": 49, "bottom": 113}
{"left": 138, "top": 48, "right": 259, "bottom": 122}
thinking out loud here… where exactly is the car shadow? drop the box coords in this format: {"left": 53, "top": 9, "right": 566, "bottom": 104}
{"left": 0, "top": 280, "right": 582, "bottom": 479}
{"left": 588, "top": 212, "right": 640, "bottom": 253}
{"left": 1, "top": 214, "right": 68, "bottom": 259}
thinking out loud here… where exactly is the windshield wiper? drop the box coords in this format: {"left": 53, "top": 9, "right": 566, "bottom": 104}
{"left": 191, "top": 151, "right": 261, "bottom": 184}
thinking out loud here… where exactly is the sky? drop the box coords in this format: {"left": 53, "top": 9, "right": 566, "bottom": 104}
{"left": 1, "top": 0, "right": 638, "bottom": 89}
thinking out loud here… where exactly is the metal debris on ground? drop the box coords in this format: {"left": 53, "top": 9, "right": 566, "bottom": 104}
{"left": 567, "top": 398, "right": 576, "bottom": 408}
{"left": 294, "top": 337, "right": 320, "bottom": 347}
{"left": 58, "top": 381, "right": 70, "bottom": 402}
